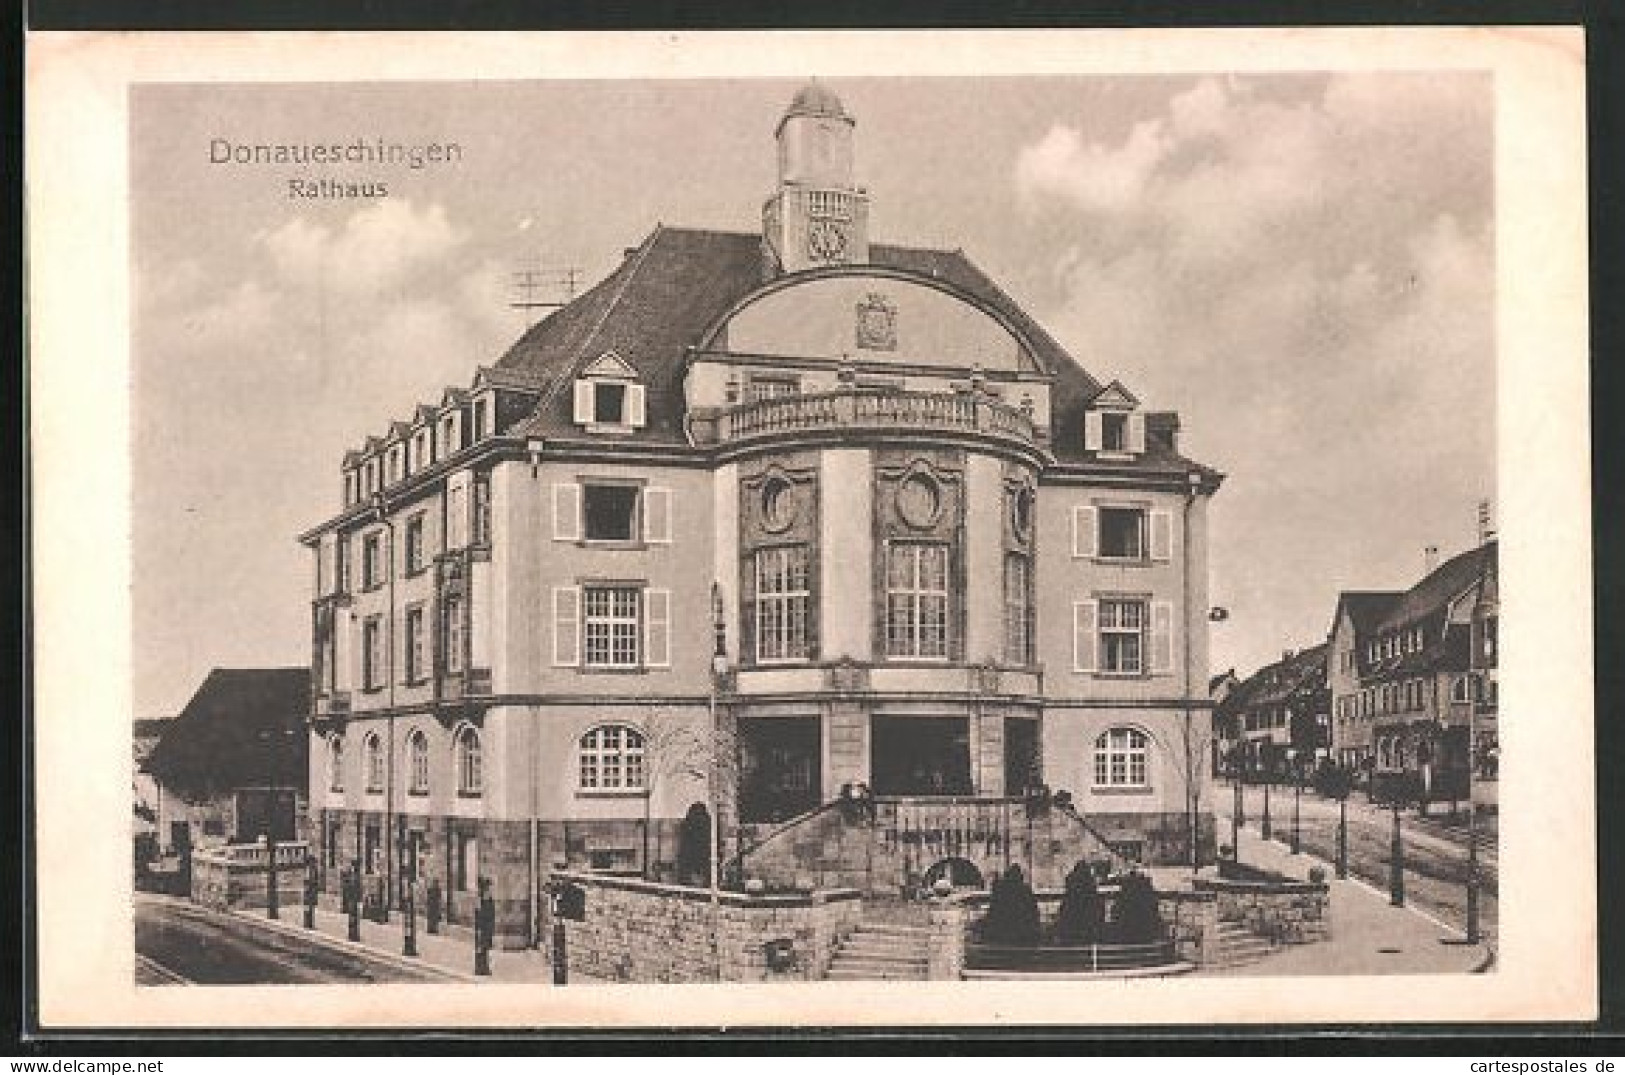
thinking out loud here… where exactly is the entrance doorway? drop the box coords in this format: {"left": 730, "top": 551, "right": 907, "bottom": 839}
{"left": 738, "top": 717, "right": 822, "bottom": 823}
{"left": 870, "top": 716, "right": 972, "bottom": 796}
{"left": 1004, "top": 718, "right": 1041, "bottom": 797}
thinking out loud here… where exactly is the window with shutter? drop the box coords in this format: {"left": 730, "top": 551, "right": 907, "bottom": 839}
{"left": 1126, "top": 413, "right": 1147, "bottom": 453}
{"left": 1150, "top": 601, "right": 1173, "bottom": 673}
{"left": 1149, "top": 510, "right": 1173, "bottom": 561}
{"left": 573, "top": 380, "right": 595, "bottom": 424}
{"left": 626, "top": 384, "right": 647, "bottom": 428}
{"left": 642, "top": 487, "right": 671, "bottom": 544}
{"left": 553, "top": 482, "right": 582, "bottom": 541}
{"left": 553, "top": 587, "right": 581, "bottom": 667}
{"left": 1073, "top": 600, "right": 1098, "bottom": 673}
{"left": 1072, "top": 505, "right": 1097, "bottom": 559}
{"left": 645, "top": 589, "right": 671, "bottom": 667}
{"left": 1083, "top": 411, "right": 1104, "bottom": 452}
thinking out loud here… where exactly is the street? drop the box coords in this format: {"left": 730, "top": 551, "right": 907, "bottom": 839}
{"left": 134, "top": 895, "right": 455, "bottom": 985}
{"left": 1217, "top": 780, "right": 1498, "bottom": 948}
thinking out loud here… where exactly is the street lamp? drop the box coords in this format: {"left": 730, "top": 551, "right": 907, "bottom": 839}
{"left": 1465, "top": 671, "right": 1482, "bottom": 944}
{"left": 1290, "top": 749, "right": 1302, "bottom": 856}
{"left": 1230, "top": 746, "right": 1242, "bottom": 858}
{"left": 1261, "top": 752, "right": 1273, "bottom": 842}
{"left": 255, "top": 726, "right": 296, "bottom": 921}
{"left": 1389, "top": 791, "right": 1406, "bottom": 907}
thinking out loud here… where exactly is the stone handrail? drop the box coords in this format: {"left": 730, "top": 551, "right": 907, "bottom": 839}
{"left": 715, "top": 388, "right": 1038, "bottom": 448}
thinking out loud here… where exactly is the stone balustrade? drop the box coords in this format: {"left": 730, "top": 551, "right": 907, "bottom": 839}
{"left": 190, "top": 840, "right": 311, "bottom": 911}
{"left": 544, "top": 870, "right": 863, "bottom": 984}
{"left": 700, "top": 388, "right": 1041, "bottom": 451}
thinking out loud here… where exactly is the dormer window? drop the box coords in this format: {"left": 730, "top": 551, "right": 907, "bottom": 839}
{"left": 1083, "top": 381, "right": 1145, "bottom": 458}
{"left": 472, "top": 399, "right": 489, "bottom": 441}
{"left": 594, "top": 382, "right": 627, "bottom": 423}
{"left": 1102, "top": 412, "right": 1128, "bottom": 452}
{"left": 572, "top": 351, "right": 647, "bottom": 432}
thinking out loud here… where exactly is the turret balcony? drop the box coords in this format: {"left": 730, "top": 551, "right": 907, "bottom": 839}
{"left": 697, "top": 387, "right": 1045, "bottom": 455}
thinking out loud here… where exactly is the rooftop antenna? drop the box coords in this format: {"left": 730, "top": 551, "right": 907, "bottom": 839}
{"left": 510, "top": 258, "right": 582, "bottom": 328}
{"left": 1477, "top": 498, "right": 1496, "bottom": 546}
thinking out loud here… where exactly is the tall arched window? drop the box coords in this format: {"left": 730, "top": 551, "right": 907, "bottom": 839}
{"left": 407, "top": 729, "right": 430, "bottom": 795}
{"left": 1093, "top": 727, "right": 1150, "bottom": 789}
{"left": 578, "top": 724, "right": 646, "bottom": 791}
{"left": 363, "top": 733, "right": 384, "bottom": 792}
{"left": 456, "top": 726, "right": 483, "bottom": 796}
{"left": 328, "top": 734, "right": 345, "bottom": 793}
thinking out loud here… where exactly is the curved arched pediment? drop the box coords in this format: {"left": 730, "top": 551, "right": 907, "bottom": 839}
{"left": 708, "top": 270, "right": 1031, "bottom": 371}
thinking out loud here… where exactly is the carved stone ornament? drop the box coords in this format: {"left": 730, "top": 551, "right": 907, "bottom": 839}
{"left": 855, "top": 292, "right": 898, "bottom": 352}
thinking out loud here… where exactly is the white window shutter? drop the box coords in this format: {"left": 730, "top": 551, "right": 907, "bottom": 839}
{"left": 1127, "top": 413, "right": 1147, "bottom": 454}
{"left": 645, "top": 588, "right": 671, "bottom": 667}
{"left": 1149, "top": 510, "right": 1173, "bottom": 561}
{"left": 1084, "top": 411, "right": 1104, "bottom": 452}
{"left": 573, "top": 380, "right": 594, "bottom": 424}
{"left": 552, "top": 482, "right": 581, "bottom": 541}
{"left": 1151, "top": 601, "right": 1174, "bottom": 674}
{"left": 626, "top": 384, "right": 647, "bottom": 428}
{"left": 1073, "top": 599, "right": 1098, "bottom": 673}
{"left": 643, "top": 486, "right": 671, "bottom": 544}
{"left": 1072, "top": 505, "right": 1097, "bottom": 559}
{"left": 553, "top": 587, "right": 580, "bottom": 667}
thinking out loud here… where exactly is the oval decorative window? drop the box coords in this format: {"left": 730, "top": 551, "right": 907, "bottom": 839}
{"left": 896, "top": 472, "right": 941, "bottom": 529}
{"left": 761, "top": 475, "right": 799, "bottom": 532}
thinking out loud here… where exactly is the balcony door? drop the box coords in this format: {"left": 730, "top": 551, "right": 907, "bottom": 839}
{"left": 871, "top": 715, "right": 972, "bottom": 797}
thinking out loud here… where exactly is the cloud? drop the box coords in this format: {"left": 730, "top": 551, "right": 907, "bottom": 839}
{"left": 1015, "top": 120, "right": 1171, "bottom": 213}
{"left": 1012, "top": 74, "right": 1494, "bottom": 674}
{"left": 258, "top": 199, "right": 468, "bottom": 297}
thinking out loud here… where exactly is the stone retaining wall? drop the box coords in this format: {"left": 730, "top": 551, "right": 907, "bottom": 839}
{"left": 545, "top": 870, "right": 862, "bottom": 983}
{"left": 1195, "top": 877, "right": 1331, "bottom": 944}
{"left": 191, "top": 841, "right": 309, "bottom": 911}
{"left": 943, "top": 886, "right": 1219, "bottom": 971}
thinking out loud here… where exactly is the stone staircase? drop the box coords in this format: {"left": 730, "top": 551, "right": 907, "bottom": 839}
{"left": 825, "top": 922, "right": 933, "bottom": 981}
{"left": 1208, "top": 919, "right": 1275, "bottom": 969}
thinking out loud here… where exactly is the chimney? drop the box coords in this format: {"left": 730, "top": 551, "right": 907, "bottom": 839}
{"left": 1424, "top": 545, "right": 1440, "bottom": 574}
{"left": 1478, "top": 499, "right": 1496, "bottom": 546}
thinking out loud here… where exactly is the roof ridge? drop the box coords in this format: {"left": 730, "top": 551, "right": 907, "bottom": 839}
{"left": 531, "top": 226, "right": 665, "bottom": 420}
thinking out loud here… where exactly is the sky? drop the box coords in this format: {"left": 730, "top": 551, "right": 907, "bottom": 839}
{"left": 131, "top": 73, "right": 1495, "bottom": 718}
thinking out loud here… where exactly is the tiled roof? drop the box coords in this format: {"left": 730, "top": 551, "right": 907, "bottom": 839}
{"left": 1235, "top": 643, "right": 1329, "bottom": 707}
{"left": 1333, "top": 591, "right": 1403, "bottom": 636}
{"left": 143, "top": 668, "right": 309, "bottom": 796}
{"left": 1376, "top": 543, "right": 1496, "bottom": 634}
{"left": 496, "top": 225, "right": 1216, "bottom": 472}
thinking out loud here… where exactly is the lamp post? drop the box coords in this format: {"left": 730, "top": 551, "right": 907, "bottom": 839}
{"left": 255, "top": 726, "right": 295, "bottom": 921}
{"left": 1465, "top": 672, "right": 1482, "bottom": 944}
{"left": 1290, "top": 750, "right": 1302, "bottom": 856}
{"left": 1389, "top": 793, "right": 1406, "bottom": 907}
{"left": 1261, "top": 755, "right": 1273, "bottom": 842}
{"left": 1230, "top": 748, "right": 1242, "bottom": 856}
{"left": 1336, "top": 773, "right": 1349, "bottom": 879}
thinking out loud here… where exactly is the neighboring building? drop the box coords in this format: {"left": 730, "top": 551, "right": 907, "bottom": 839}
{"left": 1208, "top": 670, "right": 1241, "bottom": 776}
{"left": 1356, "top": 541, "right": 1498, "bottom": 805}
{"left": 1225, "top": 645, "right": 1330, "bottom": 782}
{"left": 1326, "top": 591, "right": 1402, "bottom": 775}
{"left": 133, "top": 717, "right": 173, "bottom": 866}
{"left": 299, "top": 83, "right": 1223, "bottom": 946}
{"left": 143, "top": 668, "right": 311, "bottom": 861}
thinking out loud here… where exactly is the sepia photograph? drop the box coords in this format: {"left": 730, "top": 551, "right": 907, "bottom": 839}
{"left": 28, "top": 28, "right": 1593, "bottom": 1029}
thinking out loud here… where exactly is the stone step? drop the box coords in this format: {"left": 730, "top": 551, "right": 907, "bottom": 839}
{"left": 839, "top": 935, "right": 929, "bottom": 954}
{"left": 853, "top": 922, "right": 932, "bottom": 938}
{"left": 829, "top": 955, "right": 930, "bottom": 973}
{"left": 826, "top": 968, "right": 930, "bottom": 981}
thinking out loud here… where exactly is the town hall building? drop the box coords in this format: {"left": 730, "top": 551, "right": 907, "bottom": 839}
{"left": 300, "top": 83, "right": 1224, "bottom": 947}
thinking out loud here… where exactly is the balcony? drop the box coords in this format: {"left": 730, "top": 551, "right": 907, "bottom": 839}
{"left": 698, "top": 388, "right": 1043, "bottom": 453}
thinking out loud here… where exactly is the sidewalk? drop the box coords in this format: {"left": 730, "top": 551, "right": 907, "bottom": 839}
{"left": 241, "top": 899, "right": 607, "bottom": 984}
{"left": 1193, "top": 820, "right": 1494, "bottom": 977}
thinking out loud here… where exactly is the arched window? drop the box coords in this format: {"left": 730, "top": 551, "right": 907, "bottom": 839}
{"left": 456, "top": 727, "right": 483, "bottom": 796}
{"left": 578, "top": 724, "right": 646, "bottom": 791}
{"left": 407, "top": 730, "right": 430, "bottom": 795}
{"left": 363, "top": 733, "right": 383, "bottom": 792}
{"left": 328, "top": 734, "right": 345, "bottom": 793}
{"left": 1093, "top": 727, "right": 1150, "bottom": 788}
